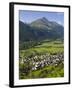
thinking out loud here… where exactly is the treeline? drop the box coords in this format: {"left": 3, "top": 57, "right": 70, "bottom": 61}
{"left": 19, "top": 41, "right": 42, "bottom": 50}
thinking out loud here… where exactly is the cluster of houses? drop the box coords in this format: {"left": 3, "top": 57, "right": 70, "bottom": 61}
{"left": 20, "top": 53, "right": 64, "bottom": 71}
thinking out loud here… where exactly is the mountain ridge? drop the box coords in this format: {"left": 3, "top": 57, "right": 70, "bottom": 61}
{"left": 19, "top": 17, "right": 64, "bottom": 42}
{"left": 30, "top": 17, "right": 63, "bottom": 28}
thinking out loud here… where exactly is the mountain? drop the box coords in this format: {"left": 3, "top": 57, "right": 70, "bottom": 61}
{"left": 30, "top": 17, "right": 60, "bottom": 29}
{"left": 19, "top": 17, "right": 64, "bottom": 42}
{"left": 19, "top": 21, "right": 38, "bottom": 42}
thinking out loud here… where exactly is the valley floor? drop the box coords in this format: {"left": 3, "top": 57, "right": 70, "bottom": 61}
{"left": 19, "top": 40, "right": 64, "bottom": 79}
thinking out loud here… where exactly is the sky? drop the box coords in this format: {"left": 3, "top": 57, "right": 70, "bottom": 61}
{"left": 19, "top": 10, "right": 64, "bottom": 26}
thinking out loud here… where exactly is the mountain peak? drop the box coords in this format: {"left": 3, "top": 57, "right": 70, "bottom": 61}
{"left": 30, "top": 17, "right": 63, "bottom": 30}
{"left": 42, "top": 17, "right": 46, "bottom": 19}
{"left": 40, "top": 17, "right": 49, "bottom": 23}
{"left": 19, "top": 18, "right": 64, "bottom": 42}
{"left": 41, "top": 17, "right": 48, "bottom": 21}
{"left": 30, "top": 17, "right": 49, "bottom": 27}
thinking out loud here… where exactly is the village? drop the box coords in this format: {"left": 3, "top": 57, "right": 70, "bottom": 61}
{"left": 20, "top": 53, "right": 64, "bottom": 72}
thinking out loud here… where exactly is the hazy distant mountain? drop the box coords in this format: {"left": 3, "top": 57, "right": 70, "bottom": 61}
{"left": 30, "top": 17, "right": 60, "bottom": 29}
{"left": 19, "top": 17, "right": 64, "bottom": 42}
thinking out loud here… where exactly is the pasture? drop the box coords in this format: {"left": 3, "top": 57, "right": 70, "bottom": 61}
{"left": 19, "top": 40, "right": 64, "bottom": 79}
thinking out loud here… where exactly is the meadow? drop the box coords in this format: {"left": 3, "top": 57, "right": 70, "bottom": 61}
{"left": 19, "top": 40, "right": 64, "bottom": 79}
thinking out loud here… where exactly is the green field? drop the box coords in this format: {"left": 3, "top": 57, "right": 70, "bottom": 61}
{"left": 19, "top": 40, "right": 64, "bottom": 79}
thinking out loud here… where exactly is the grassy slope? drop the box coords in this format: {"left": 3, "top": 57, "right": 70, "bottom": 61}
{"left": 20, "top": 40, "right": 64, "bottom": 57}
{"left": 19, "top": 40, "right": 64, "bottom": 79}
{"left": 20, "top": 63, "right": 64, "bottom": 79}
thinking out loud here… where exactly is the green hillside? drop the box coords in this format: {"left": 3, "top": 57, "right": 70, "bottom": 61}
{"left": 19, "top": 17, "right": 64, "bottom": 79}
